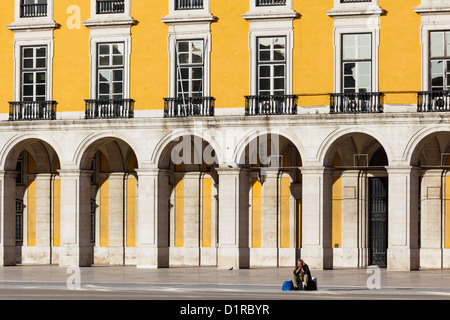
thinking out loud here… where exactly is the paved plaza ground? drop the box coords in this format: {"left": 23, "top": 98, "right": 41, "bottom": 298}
{"left": 0, "top": 266, "right": 448, "bottom": 317}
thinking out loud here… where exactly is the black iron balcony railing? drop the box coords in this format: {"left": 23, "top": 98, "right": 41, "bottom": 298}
{"left": 245, "top": 95, "right": 298, "bottom": 116}
{"left": 175, "top": 0, "right": 204, "bottom": 10}
{"left": 329, "top": 92, "right": 384, "bottom": 114}
{"left": 20, "top": 3, "right": 47, "bottom": 18}
{"left": 164, "top": 97, "right": 215, "bottom": 117}
{"left": 340, "top": 0, "right": 372, "bottom": 3}
{"left": 96, "top": 0, "right": 125, "bottom": 14}
{"left": 85, "top": 99, "right": 134, "bottom": 119}
{"left": 417, "top": 91, "right": 450, "bottom": 112}
{"left": 256, "top": 0, "right": 286, "bottom": 6}
{"left": 9, "top": 101, "right": 56, "bottom": 121}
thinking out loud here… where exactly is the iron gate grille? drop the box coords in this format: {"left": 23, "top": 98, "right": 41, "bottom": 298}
{"left": 369, "top": 177, "right": 388, "bottom": 267}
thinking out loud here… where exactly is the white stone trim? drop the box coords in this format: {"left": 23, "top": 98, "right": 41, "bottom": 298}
{"left": 245, "top": 20, "right": 295, "bottom": 96}
{"left": 328, "top": 4, "right": 381, "bottom": 94}
{"left": 162, "top": 0, "right": 213, "bottom": 24}
{"left": 7, "top": 0, "right": 57, "bottom": 31}
{"left": 327, "top": 0, "right": 382, "bottom": 18}
{"left": 414, "top": 2, "right": 450, "bottom": 91}
{"left": 83, "top": 0, "right": 136, "bottom": 28}
{"left": 12, "top": 30, "right": 55, "bottom": 102}
{"left": 85, "top": 27, "right": 132, "bottom": 100}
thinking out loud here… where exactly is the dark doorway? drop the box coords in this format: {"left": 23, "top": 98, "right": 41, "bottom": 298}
{"left": 369, "top": 177, "right": 388, "bottom": 267}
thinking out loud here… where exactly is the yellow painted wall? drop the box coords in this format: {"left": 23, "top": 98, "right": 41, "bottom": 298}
{"left": 332, "top": 176, "right": 342, "bottom": 248}
{"left": 297, "top": 198, "right": 302, "bottom": 248}
{"left": 202, "top": 178, "right": 212, "bottom": 247}
{"left": 53, "top": 178, "right": 61, "bottom": 247}
{"left": 379, "top": 0, "right": 422, "bottom": 105}
{"left": 27, "top": 179, "right": 36, "bottom": 247}
{"left": 53, "top": 0, "right": 91, "bottom": 112}
{"left": 280, "top": 177, "right": 290, "bottom": 248}
{"left": 99, "top": 178, "right": 109, "bottom": 247}
{"left": 0, "top": 1, "right": 15, "bottom": 114}
{"left": 210, "top": 2, "right": 249, "bottom": 109}
{"left": 252, "top": 178, "right": 261, "bottom": 248}
{"left": 126, "top": 176, "right": 136, "bottom": 247}
{"left": 445, "top": 176, "right": 450, "bottom": 249}
{"left": 174, "top": 178, "right": 184, "bottom": 247}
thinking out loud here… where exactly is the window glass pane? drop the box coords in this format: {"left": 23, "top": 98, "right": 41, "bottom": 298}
{"left": 259, "top": 79, "right": 270, "bottom": 91}
{"left": 358, "top": 75, "right": 371, "bottom": 90}
{"left": 258, "top": 38, "right": 271, "bottom": 50}
{"left": 112, "top": 55, "right": 123, "bottom": 66}
{"left": 359, "top": 62, "right": 371, "bottom": 76}
{"left": 99, "top": 56, "right": 110, "bottom": 66}
{"left": 113, "top": 83, "right": 123, "bottom": 94}
{"left": 259, "top": 51, "right": 270, "bottom": 62}
{"left": 99, "top": 45, "right": 110, "bottom": 55}
{"left": 431, "top": 32, "right": 445, "bottom": 57}
{"left": 178, "top": 53, "right": 189, "bottom": 64}
{"left": 36, "top": 47, "right": 46, "bottom": 58}
{"left": 112, "top": 44, "right": 124, "bottom": 55}
{"left": 23, "top": 73, "right": 34, "bottom": 84}
{"left": 273, "top": 37, "right": 285, "bottom": 49}
{"left": 274, "top": 65, "right": 285, "bottom": 77}
{"left": 274, "top": 78, "right": 284, "bottom": 90}
{"left": 259, "top": 66, "right": 270, "bottom": 78}
{"left": 274, "top": 49, "right": 285, "bottom": 61}
{"left": 36, "top": 72, "right": 46, "bottom": 83}
{"left": 23, "top": 85, "right": 33, "bottom": 96}
{"left": 113, "top": 70, "right": 123, "bottom": 82}
{"left": 36, "top": 85, "right": 45, "bottom": 96}
{"left": 192, "top": 80, "right": 202, "bottom": 92}
{"left": 23, "top": 48, "right": 33, "bottom": 58}
{"left": 192, "top": 68, "right": 203, "bottom": 80}
{"left": 343, "top": 35, "right": 356, "bottom": 60}
{"left": 98, "top": 70, "right": 110, "bottom": 82}
{"left": 99, "top": 83, "right": 110, "bottom": 94}
{"left": 192, "top": 52, "right": 203, "bottom": 64}
{"left": 36, "top": 58, "right": 46, "bottom": 68}
{"left": 178, "top": 41, "right": 189, "bottom": 53}
{"left": 23, "top": 59, "right": 33, "bottom": 69}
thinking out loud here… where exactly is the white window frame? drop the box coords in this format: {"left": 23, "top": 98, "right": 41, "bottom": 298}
{"left": 328, "top": 3, "right": 381, "bottom": 94}
{"left": 89, "top": 0, "right": 131, "bottom": 21}
{"left": 97, "top": 42, "right": 126, "bottom": 100}
{"left": 13, "top": 34, "right": 54, "bottom": 102}
{"left": 167, "top": 28, "right": 211, "bottom": 99}
{"left": 256, "top": 36, "right": 287, "bottom": 96}
{"left": 21, "top": 45, "right": 48, "bottom": 101}
{"left": 414, "top": 1, "right": 450, "bottom": 91}
{"left": 247, "top": 23, "right": 294, "bottom": 96}
{"left": 176, "top": 39, "right": 205, "bottom": 98}
{"left": 89, "top": 34, "right": 131, "bottom": 100}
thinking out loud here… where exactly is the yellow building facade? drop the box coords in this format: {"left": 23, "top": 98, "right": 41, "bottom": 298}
{"left": 0, "top": 0, "right": 449, "bottom": 271}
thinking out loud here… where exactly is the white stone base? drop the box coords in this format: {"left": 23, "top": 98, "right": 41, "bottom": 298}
{"left": 21, "top": 246, "right": 51, "bottom": 265}
{"left": 420, "top": 248, "right": 444, "bottom": 268}
{"left": 250, "top": 247, "right": 297, "bottom": 267}
{"left": 217, "top": 247, "right": 249, "bottom": 269}
{"left": 443, "top": 249, "right": 450, "bottom": 268}
{"left": 333, "top": 248, "right": 361, "bottom": 268}
{"left": 387, "top": 248, "right": 419, "bottom": 271}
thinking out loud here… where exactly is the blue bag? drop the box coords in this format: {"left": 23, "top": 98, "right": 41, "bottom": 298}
{"left": 282, "top": 280, "right": 293, "bottom": 291}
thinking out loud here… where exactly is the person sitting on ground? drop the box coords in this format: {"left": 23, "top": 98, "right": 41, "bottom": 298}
{"left": 292, "top": 259, "right": 311, "bottom": 290}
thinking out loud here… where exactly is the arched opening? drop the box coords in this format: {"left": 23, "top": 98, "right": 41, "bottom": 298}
{"left": 80, "top": 138, "right": 138, "bottom": 266}
{"left": 324, "top": 132, "right": 389, "bottom": 268}
{"left": 238, "top": 133, "right": 302, "bottom": 267}
{"left": 3, "top": 139, "right": 61, "bottom": 265}
{"left": 158, "top": 135, "right": 219, "bottom": 266}
{"left": 410, "top": 131, "right": 450, "bottom": 268}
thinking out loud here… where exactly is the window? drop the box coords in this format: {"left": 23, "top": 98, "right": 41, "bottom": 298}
{"left": 20, "top": 0, "right": 47, "bottom": 18}
{"left": 16, "top": 199, "right": 23, "bottom": 242}
{"left": 175, "top": 0, "right": 204, "bottom": 10}
{"left": 97, "top": 43, "right": 124, "bottom": 100}
{"left": 176, "top": 40, "right": 204, "bottom": 98}
{"left": 21, "top": 46, "right": 47, "bottom": 102}
{"left": 96, "top": 0, "right": 125, "bottom": 14}
{"left": 342, "top": 34, "right": 372, "bottom": 93}
{"left": 429, "top": 31, "right": 450, "bottom": 91}
{"left": 257, "top": 37, "right": 286, "bottom": 96}
{"left": 257, "top": 0, "right": 286, "bottom": 6}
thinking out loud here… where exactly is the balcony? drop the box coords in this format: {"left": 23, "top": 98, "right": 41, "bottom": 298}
{"left": 9, "top": 101, "right": 56, "bottom": 121}
{"left": 85, "top": 99, "right": 134, "bottom": 119}
{"left": 340, "top": 0, "right": 372, "bottom": 3}
{"left": 245, "top": 95, "right": 298, "bottom": 116}
{"left": 175, "top": 0, "right": 204, "bottom": 10}
{"left": 164, "top": 97, "right": 215, "bottom": 117}
{"left": 417, "top": 91, "right": 450, "bottom": 112}
{"left": 329, "top": 92, "right": 384, "bottom": 114}
{"left": 256, "top": 0, "right": 286, "bottom": 6}
{"left": 96, "top": 0, "right": 125, "bottom": 14}
{"left": 20, "top": 3, "right": 47, "bottom": 18}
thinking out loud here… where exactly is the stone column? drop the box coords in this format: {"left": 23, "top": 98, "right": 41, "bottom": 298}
{"left": 32, "top": 173, "right": 52, "bottom": 264}
{"left": 419, "top": 169, "right": 443, "bottom": 268}
{"left": 108, "top": 172, "right": 125, "bottom": 265}
{"left": 300, "top": 166, "right": 333, "bottom": 269}
{"left": 58, "top": 169, "right": 92, "bottom": 267}
{"left": 135, "top": 168, "right": 170, "bottom": 268}
{"left": 386, "top": 166, "right": 420, "bottom": 271}
{"left": 0, "top": 171, "right": 17, "bottom": 266}
{"left": 216, "top": 167, "right": 250, "bottom": 269}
